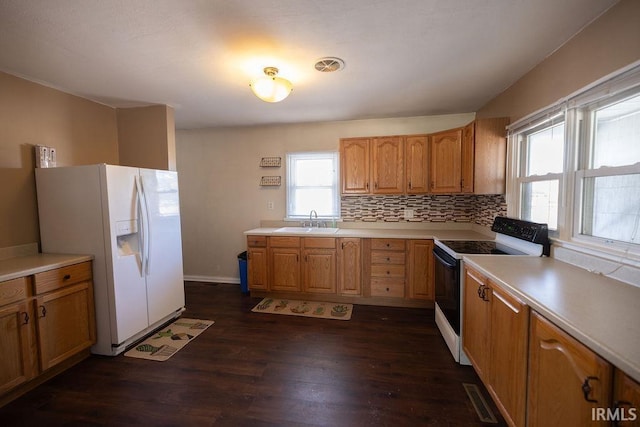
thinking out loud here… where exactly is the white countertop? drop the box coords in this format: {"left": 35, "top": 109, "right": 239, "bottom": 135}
{"left": 0, "top": 253, "right": 93, "bottom": 282}
{"left": 244, "top": 227, "right": 490, "bottom": 240}
{"left": 463, "top": 256, "right": 640, "bottom": 383}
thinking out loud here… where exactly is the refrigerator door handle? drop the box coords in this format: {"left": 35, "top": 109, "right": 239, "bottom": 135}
{"left": 139, "top": 174, "right": 151, "bottom": 275}
{"left": 135, "top": 175, "right": 150, "bottom": 276}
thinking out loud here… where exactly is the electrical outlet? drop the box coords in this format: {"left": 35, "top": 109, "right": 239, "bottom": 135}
{"left": 267, "top": 201, "right": 274, "bottom": 210}
{"left": 403, "top": 209, "right": 414, "bottom": 220}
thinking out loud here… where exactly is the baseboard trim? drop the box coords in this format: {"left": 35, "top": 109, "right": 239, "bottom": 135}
{"left": 184, "top": 275, "right": 240, "bottom": 284}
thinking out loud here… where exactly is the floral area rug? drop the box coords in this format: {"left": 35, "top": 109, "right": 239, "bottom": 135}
{"left": 251, "top": 298, "right": 353, "bottom": 320}
{"left": 124, "top": 318, "right": 214, "bottom": 361}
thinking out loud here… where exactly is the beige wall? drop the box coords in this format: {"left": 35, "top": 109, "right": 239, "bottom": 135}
{"left": 117, "top": 105, "right": 177, "bottom": 171}
{"left": 0, "top": 71, "right": 119, "bottom": 248}
{"left": 176, "top": 113, "right": 475, "bottom": 282}
{"left": 477, "top": 0, "right": 640, "bottom": 121}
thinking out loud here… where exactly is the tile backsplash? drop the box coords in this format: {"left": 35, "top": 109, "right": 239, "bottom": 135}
{"left": 341, "top": 194, "right": 506, "bottom": 227}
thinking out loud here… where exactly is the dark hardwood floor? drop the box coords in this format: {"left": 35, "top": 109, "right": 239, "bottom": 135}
{"left": 0, "top": 282, "right": 505, "bottom": 426}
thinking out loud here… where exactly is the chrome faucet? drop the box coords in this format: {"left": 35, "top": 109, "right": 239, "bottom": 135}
{"left": 309, "top": 210, "right": 318, "bottom": 227}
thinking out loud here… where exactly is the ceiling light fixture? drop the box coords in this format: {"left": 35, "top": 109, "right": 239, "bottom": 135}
{"left": 249, "top": 67, "right": 293, "bottom": 103}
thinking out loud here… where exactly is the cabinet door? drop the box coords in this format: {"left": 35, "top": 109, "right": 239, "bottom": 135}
{"left": 303, "top": 249, "right": 336, "bottom": 294}
{"left": 0, "top": 301, "right": 37, "bottom": 394}
{"left": 474, "top": 117, "right": 509, "bottom": 195}
{"left": 337, "top": 238, "right": 361, "bottom": 296}
{"left": 489, "top": 283, "right": 529, "bottom": 427}
{"left": 462, "top": 266, "right": 490, "bottom": 382}
{"left": 430, "top": 128, "right": 462, "bottom": 193}
{"left": 613, "top": 370, "right": 640, "bottom": 427}
{"left": 248, "top": 247, "right": 268, "bottom": 291}
{"left": 405, "top": 135, "right": 429, "bottom": 193}
{"left": 528, "top": 312, "right": 612, "bottom": 427}
{"left": 35, "top": 281, "right": 96, "bottom": 371}
{"left": 270, "top": 248, "right": 301, "bottom": 292}
{"left": 407, "top": 240, "right": 434, "bottom": 300}
{"left": 371, "top": 136, "right": 404, "bottom": 194}
{"left": 340, "top": 138, "right": 370, "bottom": 194}
{"left": 461, "top": 122, "right": 475, "bottom": 193}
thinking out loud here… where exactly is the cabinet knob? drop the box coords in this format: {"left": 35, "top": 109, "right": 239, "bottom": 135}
{"left": 386, "top": 257, "right": 390, "bottom": 261}
{"left": 39, "top": 305, "right": 47, "bottom": 318}
{"left": 22, "top": 312, "right": 29, "bottom": 325}
{"left": 63, "top": 274, "right": 71, "bottom": 280}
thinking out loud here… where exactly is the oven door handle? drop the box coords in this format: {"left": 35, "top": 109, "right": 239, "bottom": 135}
{"left": 433, "top": 250, "right": 457, "bottom": 269}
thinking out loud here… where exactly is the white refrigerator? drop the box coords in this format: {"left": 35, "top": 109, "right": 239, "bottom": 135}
{"left": 36, "top": 164, "right": 185, "bottom": 356}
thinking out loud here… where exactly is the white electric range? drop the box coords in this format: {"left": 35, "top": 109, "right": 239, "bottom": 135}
{"left": 433, "top": 216, "right": 550, "bottom": 365}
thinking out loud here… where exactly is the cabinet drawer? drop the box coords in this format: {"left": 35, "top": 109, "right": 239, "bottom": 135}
{"left": 247, "top": 235, "right": 267, "bottom": 247}
{"left": 371, "top": 239, "right": 405, "bottom": 251}
{"left": 34, "top": 261, "right": 92, "bottom": 295}
{"left": 371, "top": 250, "right": 405, "bottom": 265}
{"left": 371, "top": 264, "right": 405, "bottom": 278}
{"left": 371, "top": 279, "right": 405, "bottom": 297}
{"left": 303, "top": 237, "right": 336, "bottom": 249}
{"left": 0, "top": 276, "right": 30, "bottom": 306}
{"left": 269, "top": 236, "right": 301, "bottom": 248}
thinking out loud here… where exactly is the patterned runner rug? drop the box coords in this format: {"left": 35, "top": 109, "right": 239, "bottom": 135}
{"left": 251, "top": 298, "right": 353, "bottom": 320}
{"left": 124, "top": 318, "right": 214, "bottom": 361}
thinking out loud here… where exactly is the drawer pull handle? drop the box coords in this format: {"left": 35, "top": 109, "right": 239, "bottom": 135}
{"left": 386, "top": 257, "right": 390, "bottom": 261}
{"left": 386, "top": 287, "right": 389, "bottom": 292}
{"left": 581, "top": 376, "right": 599, "bottom": 403}
{"left": 386, "top": 243, "right": 390, "bottom": 247}
{"left": 22, "top": 312, "right": 30, "bottom": 325}
{"left": 63, "top": 274, "right": 71, "bottom": 280}
{"left": 39, "top": 305, "right": 47, "bottom": 318}
{"left": 386, "top": 271, "right": 390, "bottom": 275}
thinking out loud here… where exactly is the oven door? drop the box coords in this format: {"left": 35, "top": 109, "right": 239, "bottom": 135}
{"left": 433, "top": 245, "right": 460, "bottom": 334}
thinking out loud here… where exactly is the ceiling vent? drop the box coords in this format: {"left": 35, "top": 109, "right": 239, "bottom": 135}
{"left": 314, "top": 57, "right": 345, "bottom": 73}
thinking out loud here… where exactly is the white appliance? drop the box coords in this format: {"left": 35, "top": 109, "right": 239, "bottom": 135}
{"left": 36, "top": 164, "right": 185, "bottom": 356}
{"left": 433, "top": 216, "right": 550, "bottom": 365}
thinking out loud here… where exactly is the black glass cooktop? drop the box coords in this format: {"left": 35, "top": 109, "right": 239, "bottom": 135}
{"left": 438, "top": 240, "right": 526, "bottom": 255}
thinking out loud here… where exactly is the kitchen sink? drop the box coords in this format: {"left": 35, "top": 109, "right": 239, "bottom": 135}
{"left": 273, "top": 226, "right": 339, "bottom": 235}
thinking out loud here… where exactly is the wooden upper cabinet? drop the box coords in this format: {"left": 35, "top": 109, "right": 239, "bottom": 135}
{"left": 430, "top": 128, "right": 463, "bottom": 193}
{"left": 461, "top": 122, "right": 475, "bottom": 193}
{"left": 528, "top": 311, "right": 612, "bottom": 427}
{"left": 405, "top": 135, "right": 429, "bottom": 194}
{"left": 473, "top": 117, "right": 510, "bottom": 195}
{"left": 340, "top": 138, "right": 370, "bottom": 194}
{"left": 371, "top": 136, "right": 404, "bottom": 194}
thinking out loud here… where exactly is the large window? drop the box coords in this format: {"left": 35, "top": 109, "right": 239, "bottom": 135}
{"left": 516, "top": 117, "right": 565, "bottom": 230}
{"left": 576, "top": 91, "right": 640, "bottom": 245}
{"left": 286, "top": 152, "right": 339, "bottom": 219}
{"left": 509, "top": 65, "right": 640, "bottom": 255}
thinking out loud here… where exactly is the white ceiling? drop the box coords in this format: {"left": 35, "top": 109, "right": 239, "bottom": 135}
{"left": 0, "top": 0, "right": 618, "bottom": 129}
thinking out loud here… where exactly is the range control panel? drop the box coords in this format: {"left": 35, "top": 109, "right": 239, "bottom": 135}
{"left": 491, "top": 216, "right": 549, "bottom": 244}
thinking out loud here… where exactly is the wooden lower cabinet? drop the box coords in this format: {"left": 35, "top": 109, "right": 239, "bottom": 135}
{"left": 0, "top": 261, "right": 96, "bottom": 404}
{"left": 0, "top": 298, "right": 36, "bottom": 395}
{"left": 406, "top": 239, "right": 434, "bottom": 300}
{"left": 302, "top": 238, "right": 336, "bottom": 294}
{"left": 528, "top": 311, "right": 612, "bottom": 427}
{"left": 614, "top": 370, "right": 640, "bottom": 426}
{"left": 247, "top": 235, "right": 268, "bottom": 291}
{"left": 35, "top": 281, "right": 95, "bottom": 371}
{"left": 337, "top": 238, "right": 361, "bottom": 296}
{"left": 369, "top": 239, "right": 405, "bottom": 298}
{"left": 270, "top": 248, "right": 301, "bottom": 292}
{"left": 463, "top": 266, "right": 491, "bottom": 381}
{"left": 463, "top": 266, "right": 528, "bottom": 427}
{"left": 488, "top": 284, "right": 529, "bottom": 427}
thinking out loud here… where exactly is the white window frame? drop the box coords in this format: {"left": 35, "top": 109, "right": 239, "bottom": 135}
{"left": 514, "top": 115, "right": 566, "bottom": 233}
{"left": 572, "top": 87, "right": 640, "bottom": 251}
{"left": 285, "top": 151, "right": 340, "bottom": 220}
{"left": 506, "top": 62, "right": 640, "bottom": 263}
